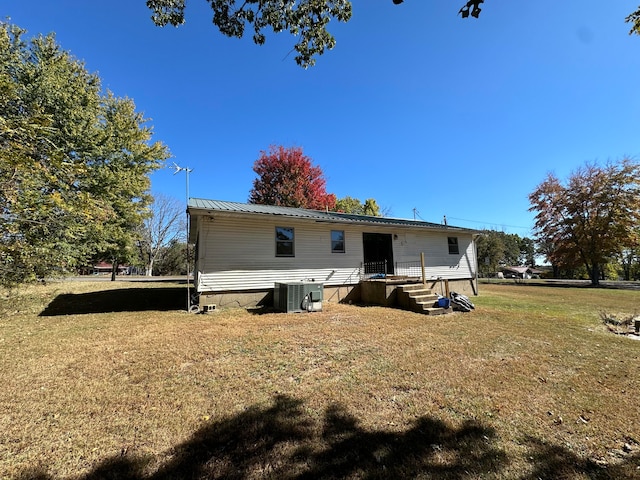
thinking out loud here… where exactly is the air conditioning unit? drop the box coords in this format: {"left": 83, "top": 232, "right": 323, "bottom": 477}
{"left": 274, "top": 281, "right": 324, "bottom": 313}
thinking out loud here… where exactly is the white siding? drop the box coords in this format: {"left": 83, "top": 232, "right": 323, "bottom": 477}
{"left": 392, "top": 229, "right": 477, "bottom": 280}
{"left": 194, "top": 213, "right": 477, "bottom": 293}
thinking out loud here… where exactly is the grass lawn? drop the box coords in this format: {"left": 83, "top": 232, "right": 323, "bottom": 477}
{"left": 1, "top": 280, "right": 639, "bottom": 479}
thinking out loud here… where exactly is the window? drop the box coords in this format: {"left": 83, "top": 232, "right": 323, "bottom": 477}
{"left": 275, "top": 227, "right": 295, "bottom": 257}
{"left": 448, "top": 237, "right": 459, "bottom": 255}
{"left": 331, "top": 230, "right": 345, "bottom": 253}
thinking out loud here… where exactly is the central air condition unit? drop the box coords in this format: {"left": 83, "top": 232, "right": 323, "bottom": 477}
{"left": 274, "top": 281, "right": 324, "bottom": 313}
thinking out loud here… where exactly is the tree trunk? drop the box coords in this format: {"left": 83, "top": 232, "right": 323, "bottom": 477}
{"left": 145, "top": 258, "right": 154, "bottom": 276}
{"left": 111, "top": 261, "right": 118, "bottom": 282}
{"left": 590, "top": 263, "right": 600, "bottom": 286}
{"left": 622, "top": 255, "right": 631, "bottom": 281}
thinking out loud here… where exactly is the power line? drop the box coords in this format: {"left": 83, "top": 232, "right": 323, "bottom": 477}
{"left": 446, "top": 216, "right": 532, "bottom": 231}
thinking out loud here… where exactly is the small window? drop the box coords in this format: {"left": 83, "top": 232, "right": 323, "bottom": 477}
{"left": 331, "top": 230, "right": 345, "bottom": 253}
{"left": 276, "top": 227, "right": 294, "bottom": 257}
{"left": 448, "top": 237, "right": 459, "bottom": 255}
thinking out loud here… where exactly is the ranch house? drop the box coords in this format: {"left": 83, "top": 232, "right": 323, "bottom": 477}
{"left": 188, "top": 199, "right": 480, "bottom": 309}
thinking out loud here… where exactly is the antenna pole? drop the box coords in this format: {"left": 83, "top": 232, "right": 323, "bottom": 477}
{"left": 173, "top": 163, "right": 193, "bottom": 312}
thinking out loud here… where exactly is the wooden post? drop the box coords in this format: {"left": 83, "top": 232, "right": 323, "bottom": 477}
{"left": 420, "top": 252, "right": 426, "bottom": 286}
{"left": 444, "top": 279, "right": 450, "bottom": 298}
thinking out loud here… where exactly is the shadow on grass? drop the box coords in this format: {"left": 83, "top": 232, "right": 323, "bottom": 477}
{"left": 520, "top": 436, "right": 640, "bottom": 480}
{"left": 481, "top": 279, "right": 640, "bottom": 291}
{"left": 20, "top": 395, "right": 507, "bottom": 480}
{"left": 19, "top": 394, "right": 640, "bottom": 480}
{"left": 39, "top": 287, "right": 186, "bottom": 316}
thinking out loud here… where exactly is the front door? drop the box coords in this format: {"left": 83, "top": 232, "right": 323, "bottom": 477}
{"left": 362, "top": 233, "right": 394, "bottom": 274}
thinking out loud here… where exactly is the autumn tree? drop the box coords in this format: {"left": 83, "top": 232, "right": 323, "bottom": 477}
{"left": 138, "top": 193, "right": 185, "bottom": 276}
{"left": 528, "top": 159, "right": 640, "bottom": 286}
{"left": 145, "top": 1, "right": 640, "bottom": 67}
{"left": 249, "top": 145, "right": 336, "bottom": 210}
{"left": 0, "top": 22, "right": 169, "bottom": 285}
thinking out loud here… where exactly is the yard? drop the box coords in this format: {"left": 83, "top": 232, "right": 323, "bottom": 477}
{"left": 1, "top": 281, "right": 639, "bottom": 479}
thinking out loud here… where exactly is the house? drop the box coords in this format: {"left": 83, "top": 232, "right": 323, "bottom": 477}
{"left": 80, "top": 261, "right": 130, "bottom": 275}
{"left": 499, "top": 266, "right": 542, "bottom": 279}
{"left": 188, "top": 199, "right": 480, "bottom": 309}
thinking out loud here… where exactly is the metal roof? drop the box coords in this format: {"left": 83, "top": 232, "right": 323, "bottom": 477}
{"left": 188, "top": 198, "right": 477, "bottom": 233}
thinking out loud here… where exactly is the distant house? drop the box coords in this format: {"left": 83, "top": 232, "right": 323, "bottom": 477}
{"left": 499, "top": 266, "right": 542, "bottom": 279}
{"left": 80, "top": 262, "right": 130, "bottom": 275}
{"left": 188, "top": 199, "right": 480, "bottom": 308}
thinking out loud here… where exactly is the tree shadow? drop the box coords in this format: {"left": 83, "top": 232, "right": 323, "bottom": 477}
{"left": 16, "top": 395, "right": 640, "bottom": 479}
{"left": 520, "top": 436, "right": 640, "bottom": 480}
{"left": 486, "top": 279, "right": 640, "bottom": 291}
{"left": 39, "top": 287, "right": 186, "bottom": 316}
{"left": 33, "top": 395, "right": 506, "bottom": 480}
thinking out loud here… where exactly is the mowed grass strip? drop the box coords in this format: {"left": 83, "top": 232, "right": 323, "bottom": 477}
{"left": 1, "top": 281, "right": 639, "bottom": 479}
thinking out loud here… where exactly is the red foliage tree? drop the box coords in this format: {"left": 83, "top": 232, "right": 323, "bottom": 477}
{"left": 249, "top": 146, "right": 336, "bottom": 211}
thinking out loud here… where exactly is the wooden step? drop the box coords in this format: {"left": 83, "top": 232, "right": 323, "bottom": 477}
{"left": 412, "top": 294, "right": 439, "bottom": 303}
{"left": 396, "top": 283, "right": 453, "bottom": 316}
{"left": 399, "top": 284, "right": 433, "bottom": 294}
{"left": 422, "top": 306, "right": 452, "bottom": 315}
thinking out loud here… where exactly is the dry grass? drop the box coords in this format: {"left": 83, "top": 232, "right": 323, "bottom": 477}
{"left": 1, "top": 280, "right": 639, "bottom": 479}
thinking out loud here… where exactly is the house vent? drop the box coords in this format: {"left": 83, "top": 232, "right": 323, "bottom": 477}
{"left": 274, "top": 281, "right": 323, "bottom": 313}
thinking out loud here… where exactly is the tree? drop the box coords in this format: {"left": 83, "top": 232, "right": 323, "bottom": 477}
{"left": 138, "top": 193, "right": 186, "bottom": 276}
{"left": 614, "top": 225, "right": 640, "bottom": 281}
{"left": 475, "top": 231, "right": 506, "bottom": 277}
{"left": 459, "top": 1, "right": 640, "bottom": 33}
{"left": 249, "top": 145, "right": 336, "bottom": 210}
{"left": 475, "top": 230, "right": 535, "bottom": 277}
{"left": 519, "top": 236, "right": 536, "bottom": 267}
{"left": 152, "top": 238, "right": 191, "bottom": 276}
{"left": 528, "top": 159, "right": 640, "bottom": 286}
{"left": 147, "top": 0, "right": 352, "bottom": 68}
{"left": 335, "top": 196, "right": 382, "bottom": 216}
{"left": 0, "top": 22, "right": 169, "bottom": 285}
{"left": 145, "top": 1, "right": 640, "bottom": 68}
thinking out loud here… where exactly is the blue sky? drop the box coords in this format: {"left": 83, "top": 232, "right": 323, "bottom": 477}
{"left": 7, "top": 1, "right": 640, "bottom": 235}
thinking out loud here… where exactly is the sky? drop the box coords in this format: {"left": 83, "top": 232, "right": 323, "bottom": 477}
{"left": 6, "top": 1, "right": 640, "bottom": 236}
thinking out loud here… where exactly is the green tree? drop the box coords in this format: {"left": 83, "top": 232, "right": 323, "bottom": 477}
{"left": 615, "top": 237, "right": 640, "bottom": 281}
{"left": 88, "top": 94, "right": 170, "bottom": 281}
{"left": 529, "top": 159, "right": 640, "bottom": 286}
{"left": 459, "top": 0, "right": 640, "bottom": 31}
{"left": 0, "top": 22, "right": 169, "bottom": 285}
{"left": 335, "top": 196, "right": 361, "bottom": 214}
{"left": 335, "top": 196, "right": 382, "bottom": 216}
{"left": 475, "top": 231, "right": 506, "bottom": 277}
{"left": 145, "top": 1, "right": 640, "bottom": 68}
{"left": 152, "top": 239, "right": 192, "bottom": 276}
{"left": 147, "top": 0, "right": 352, "bottom": 68}
{"left": 475, "top": 230, "right": 536, "bottom": 277}
{"left": 501, "top": 233, "right": 521, "bottom": 266}
{"left": 519, "top": 236, "right": 536, "bottom": 267}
